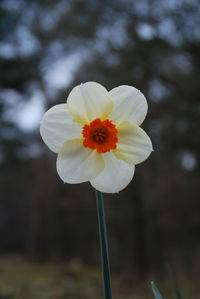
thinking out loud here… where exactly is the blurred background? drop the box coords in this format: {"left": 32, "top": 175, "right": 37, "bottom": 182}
{"left": 1, "top": 0, "right": 200, "bottom": 298}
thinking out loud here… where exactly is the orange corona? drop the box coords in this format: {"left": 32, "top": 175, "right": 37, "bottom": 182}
{"left": 82, "top": 118, "right": 118, "bottom": 153}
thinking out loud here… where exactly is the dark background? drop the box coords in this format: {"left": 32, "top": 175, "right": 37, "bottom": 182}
{"left": 1, "top": 0, "right": 200, "bottom": 298}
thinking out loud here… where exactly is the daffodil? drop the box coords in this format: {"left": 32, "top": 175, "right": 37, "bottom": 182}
{"left": 40, "top": 82, "right": 153, "bottom": 193}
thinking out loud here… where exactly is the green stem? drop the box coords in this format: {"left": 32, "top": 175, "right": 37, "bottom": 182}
{"left": 95, "top": 190, "right": 112, "bottom": 299}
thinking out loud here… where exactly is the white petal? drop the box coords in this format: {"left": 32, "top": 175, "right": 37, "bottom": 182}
{"left": 67, "top": 82, "right": 113, "bottom": 123}
{"left": 57, "top": 139, "right": 104, "bottom": 183}
{"left": 40, "top": 104, "right": 82, "bottom": 153}
{"left": 90, "top": 152, "right": 135, "bottom": 193}
{"left": 114, "top": 122, "right": 153, "bottom": 165}
{"left": 108, "top": 85, "right": 148, "bottom": 125}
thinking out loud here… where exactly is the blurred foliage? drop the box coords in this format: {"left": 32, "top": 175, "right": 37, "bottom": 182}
{"left": 0, "top": 257, "right": 197, "bottom": 299}
{"left": 0, "top": 0, "right": 200, "bottom": 286}
{"left": 151, "top": 282, "right": 163, "bottom": 299}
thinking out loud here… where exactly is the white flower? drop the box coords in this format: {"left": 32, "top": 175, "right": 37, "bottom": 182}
{"left": 40, "top": 82, "right": 153, "bottom": 193}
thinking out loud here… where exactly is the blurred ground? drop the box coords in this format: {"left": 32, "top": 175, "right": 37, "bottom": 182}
{"left": 0, "top": 255, "right": 199, "bottom": 299}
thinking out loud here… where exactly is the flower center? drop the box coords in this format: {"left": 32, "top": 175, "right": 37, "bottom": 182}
{"left": 92, "top": 127, "right": 107, "bottom": 142}
{"left": 82, "top": 118, "right": 118, "bottom": 153}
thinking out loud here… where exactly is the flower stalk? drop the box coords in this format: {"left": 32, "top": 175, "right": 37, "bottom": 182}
{"left": 95, "top": 190, "right": 112, "bottom": 299}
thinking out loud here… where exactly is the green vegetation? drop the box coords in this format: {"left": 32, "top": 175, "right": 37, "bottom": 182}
{"left": 151, "top": 282, "right": 163, "bottom": 299}
{"left": 0, "top": 257, "right": 196, "bottom": 299}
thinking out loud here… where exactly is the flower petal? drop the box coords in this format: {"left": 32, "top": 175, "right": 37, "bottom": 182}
{"left": 113, "top": 122, "right": 153, "bottom": 165}
{"left": 40, "top": 104, "right": 82, "bottom": 153}
{"left": 90, "top": 152, "right": 135, "bottom": 193}
{"left": 67, "top": 82, "right": 113, "bottom": 124}
{"left": 108, "top": 85, "right": 148, "bottom": 125}
{"left": 57, "top": 139, "right": 104, "bottom": 183}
